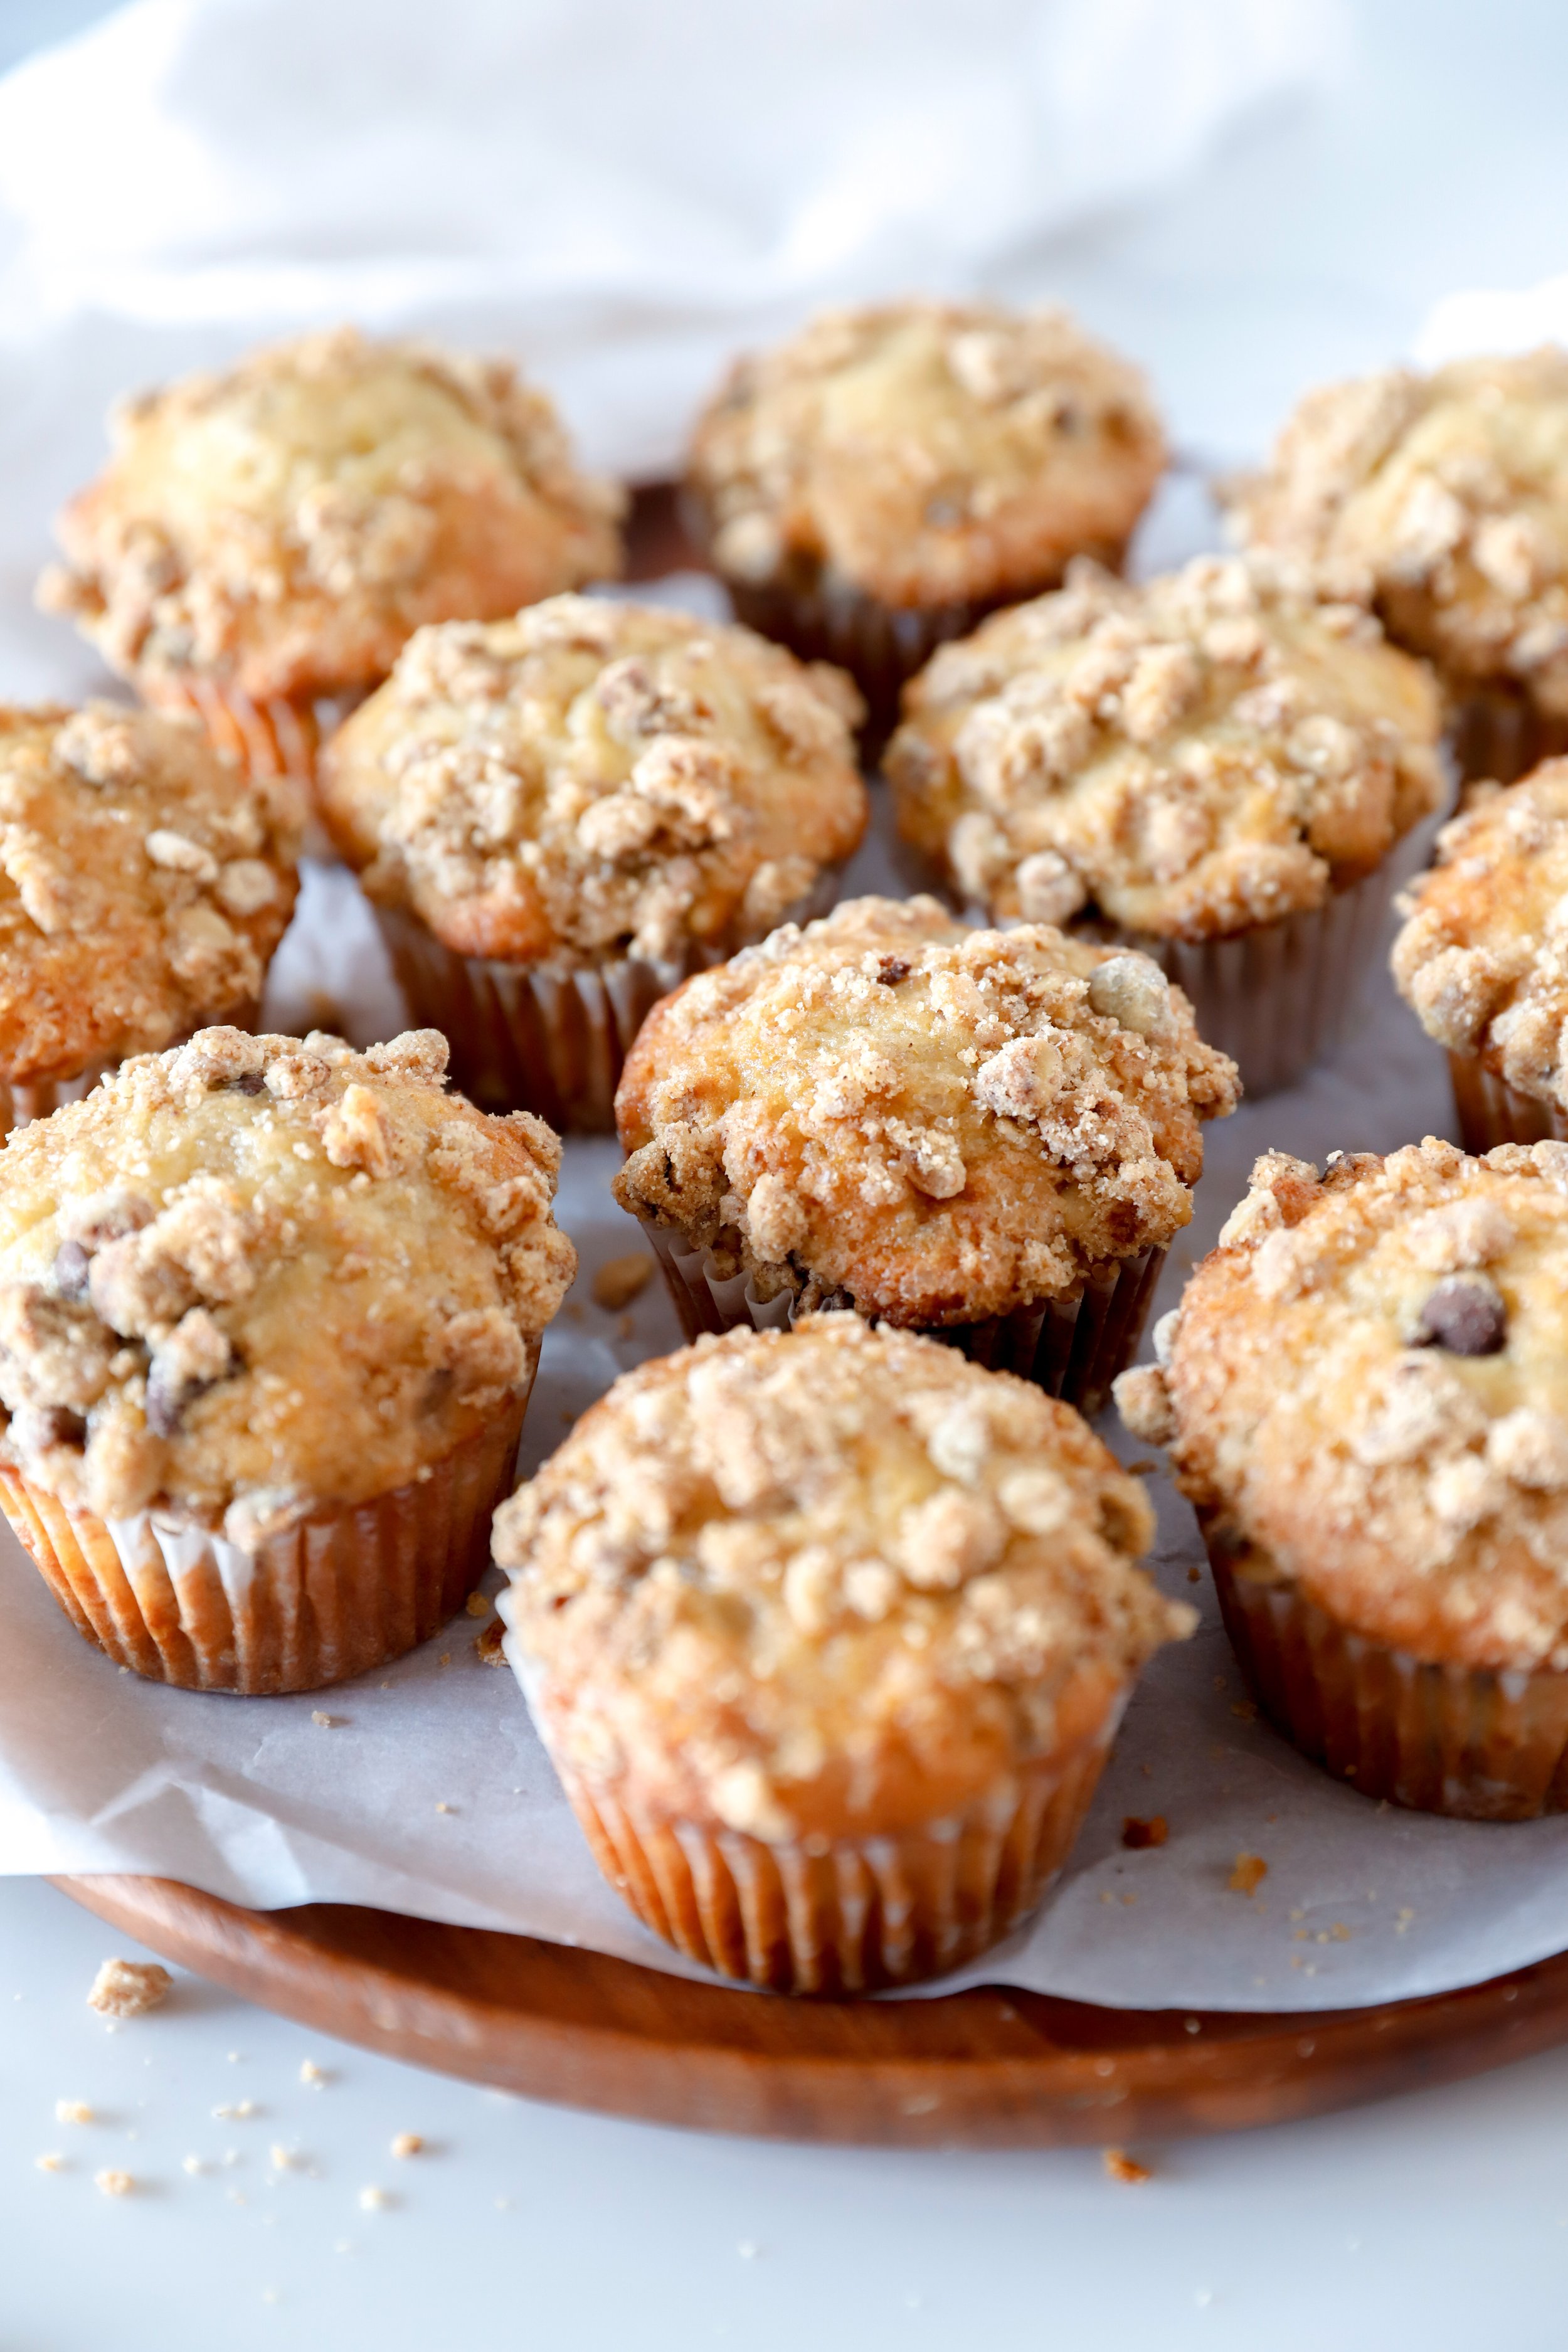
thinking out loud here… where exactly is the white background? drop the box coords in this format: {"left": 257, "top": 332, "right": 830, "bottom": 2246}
{"left": 7, "top": 4, "right": 1568, "bottom": 2348}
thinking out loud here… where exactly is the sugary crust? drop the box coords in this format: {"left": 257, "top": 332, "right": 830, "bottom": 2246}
{"left": 0, "top": 1027, "right": 575, "bottom": 1539}
{"left": 613, "top": 896, "right": 1239, "bottom": 1327}
{"left": 39, "top": 328, "right": 625, "bottom": 704}
{"left": 1120, "top": 1138, "right": 1568, "bottom": 1670}
{"left": 1392, "top": 761, "right": 1568, "bottom": 1108}
{"left": 317, "top": 596, "right": 867, "bottom": 964}
{"left": 494, "top": 1316, "right": 1189, "bottom": 1841}
{"left": 0, "top": 703, "right": 297, "bottom": 1082}
{"left": 1230, "top": 352, "right": 1568, "bottom": 718}
{"left": 887, "top": 554, "right": 1444, "bottom": 942}
{"left": 686, "top": 301, "right": 1165, "bottom": 612}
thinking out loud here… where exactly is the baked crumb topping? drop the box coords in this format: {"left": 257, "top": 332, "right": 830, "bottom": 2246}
{"left": 39, "top": 327, "right": 625, "bottom": 703}
{"left": 495, "top": 1317, "right": 1190, "bottom": 1840}
{"left": 887, "top": 554, "right": 1443, "bottom": 941}
{"left": 1392, "top": 760, "right": 1568, "bottom": 1104}
{"left": 0, "top": 1029, "right": 574, "bottom": 1538}
{"left": 1228, "top": 351, "right": 1568, "bottom": 715}
{"left": 613, "top": 896, "right": 1238, "bottom": 1327}
{"left": 686, "top": 300, "right": 1165, "bottom": 610}
{"left": 318, "top": 597, "right": 867, "bottom": 964}
{"left": 1116, "top": 1137, "right": 1568, "bottom": 1669}
{"left": 0, "top": 702, "right": 298, "bottom": 1083}
{"left": 87, "top": 1958, "right": 171, "bottom": 2018}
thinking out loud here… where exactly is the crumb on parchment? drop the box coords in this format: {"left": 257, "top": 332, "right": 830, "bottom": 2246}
{"left": 1102, "top": 2149, "right": 1152, "bottom": 2185}
{"left": 591, "top": 1253, "right": 654, "bottom": 1313}
{"left": 87, "top": 1959, "right": 171, "bottom": 2018}
{"left": 1121, "top": 1815, "right": 1167, "bottom": 1850}
{"left": 1229, "top": 1853, "right": 1268, "bottom": 1896}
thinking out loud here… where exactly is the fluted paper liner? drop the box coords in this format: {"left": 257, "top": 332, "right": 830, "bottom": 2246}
{"left": 377, "top": 866, "right": 845, "bottom": 1135}
{"left": 1209, "top": 1539, "right": 1568, "bottom": 1821}
{"left": 0, "top": 1361, "right": 534, "bottom": 1696}
{"left": 1448, "top": 1052, "right": 1568, "bottom": 1155}
{"left": 1449, "top": 684, "right": 1568, "bottom": 788}
{"left": 638, "top": 1217, "right": 1162, "bottom": 1420}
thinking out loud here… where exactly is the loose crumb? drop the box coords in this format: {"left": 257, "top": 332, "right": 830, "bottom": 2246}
{"left": 1229, "top": 1853, "right": 1268, "bottom": 1897}
{"left": 88, "top": 1958, "right": 172, "bottom": 2019}
{"left": 1102, "top": 2148, "right": 1152, "bottom": 2185}
{"left": 434, "top": 1801, "right": 453, "bottom": 1814}
{"left": 213, "top": 2100, "right": 257, "bottom": 2121}
{"left": 55, "top": 2100, "right": 93, "bottom": 2125}
{"left": 591, "top": 1253, "right": 654, "bottom": 1312}
{"left": 1121, "top": 1815, "right": 1167, "bottom": 1850}
{"left": 389, "top": 2133, "right": 424, "bottom": 2159}
{"left": 1396, "top": 1908, "right": 1416, "bottom": 1934}
{"left": 34, "top": 2153, "right": 65, "bottom": 2173}
{"left": 464, "top": 1592, "right": 491, "bottom": 1619}
{"left": 358, "top": 2185, "right": 391, "bottom": 2212}
{"left": 94, "top": 2169, "right": 134, "bottom": 2198}
{"left": 269, "top": 2145, "right": 299, "bottom": 2171}
{"left": 310, "top": 1711, "right": 339, "bottom": 1728}
{"left": 475, "top": 1619, "right": 507, "bottom": 1665}
{"left": 299, "top": 2060, "right": 327, "bottom": 2087}
{"left": 182, "top": 2156, "right": 208, "bottom": 2176}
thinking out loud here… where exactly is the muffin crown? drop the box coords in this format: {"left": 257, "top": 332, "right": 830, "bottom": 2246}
{"left": 0, "top": 1027, "right": 574, "bottom": 1540}
{"left": 1392, "top": 760, "right": 1568, "bottom": 1106}
{"left": 1229, "top": 351, "right": 1568, "bottom": 714}
{"left": 613, "top": 895, "right": 1238, "bottom": 1327}
{"left": 317, "top": 596, "right": 868, "bottom": 965}
{"left": 687, "top": 299, "right": 1165, "bottom": 610}
{"left": 0, "top": 702, "right": 298, "bottom": 1084}
{"left": 39, "top": 327, "right": 625, "bottom": 703}
{"left": 1118, "top": 1137, "right": 1568, "bottom": 1670}
{"left": 887, "top": 553, "right": 1443, "bottom": 941}
{"left": 495, "top": 1316, "right": 1187, "bottom": 1840}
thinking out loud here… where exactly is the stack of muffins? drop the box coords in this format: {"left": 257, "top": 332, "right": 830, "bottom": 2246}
{"left": 4, "top": 300, "right": 1568, "bottom": 1995}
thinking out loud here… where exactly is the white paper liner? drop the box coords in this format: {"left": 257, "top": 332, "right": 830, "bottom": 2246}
{"left": 1447, "top": 1052, "right": 1568, "bottom": 1154}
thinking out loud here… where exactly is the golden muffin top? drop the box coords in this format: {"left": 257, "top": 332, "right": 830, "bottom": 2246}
{"left": 887, "top": 554, "right": 1444, "bottom": 942}
{"left": 1392, "top": 761, "right": 1568, "bottom": 1107}
{"left": 0, "top": 702, "right": 297, "bottom": 1084}
{"left": 613, "top": 896, "right": 1239, "bottom": 1327}
{"left": 39, "top": 327, "right": 625, "bottom": 704}
{"left": 1228, "top": 351, "right": 1568, "bottom": 716}
{"left": 686, "top": 300, "right": 1165, "bottom": 612}
{"left": 494, "top": 1316, "right": 1189, "bottom": 1841}
{"left": 318, "top": 596, "right": 868, "bottom": 966}
{"left": 0, "top": 1028, "right": 574, "bottom": 1540}
{"left": 1116, "top": 1139, "right": 1568, "bottom": 1672}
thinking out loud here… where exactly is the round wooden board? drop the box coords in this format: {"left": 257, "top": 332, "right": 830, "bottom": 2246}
{"left": 53, "top": 1873, "right": 1568, "bottom": 2147}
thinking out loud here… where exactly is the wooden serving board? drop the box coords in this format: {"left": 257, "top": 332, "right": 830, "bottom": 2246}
{"left": 53, "top": 1873, "right": 1568, "bottom": 2146}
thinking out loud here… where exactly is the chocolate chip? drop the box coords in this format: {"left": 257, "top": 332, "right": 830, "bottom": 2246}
{"left": 1416, "top": 1276, "right": 1507, "bottom": 1357}
{"left": 53, "top": 1239, "right": 92, "bottom": 1302}
{"left": 11, "top": 1404, "right": 86, "bottom": 1452}
{"left": 227, "top": 1071, "right": 267, "bottom": 1095}
{"left": 876, "top": 956, "right": 911, "bottom": 985}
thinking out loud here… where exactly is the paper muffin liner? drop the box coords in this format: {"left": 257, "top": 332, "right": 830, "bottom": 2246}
{"left": 1448, "top": 684, "right": 1568, "bottom": 788}
{"left": 638, "top": 1217, "right": 1163, "bottom": 1420}
{"left": 376, "top": 866, "right": 846, "bottom": 1135}
{"left": 1447, "top": 1052, "right": 1568, "bottom": 1155}
{"left": 0, "top": 997, "right": 263, "bottom": 1146}
{"left": 1208, "top": 1536, "right": 1568, "bottom": 1821}
{"left": 0, "top": 1359, "right": 534, "bottom": 1696}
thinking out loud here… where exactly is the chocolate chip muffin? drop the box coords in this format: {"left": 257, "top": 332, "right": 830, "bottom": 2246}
{"left": 319, "top": 596, "right": 868, "bottom": 1130}
{"left": 494, "top": 1315, "right": 1190, "bottom": 1991}
{"left": 887, "top": 553, "right": 1444, "bottom": 1094}
{"left": 0, "top": 1026, "right": 574, "bottom": 1693}
{"left": 1228, "top": 351, "right": 1568, "bottom": 781}
{"left": 0, "top": 701, "right": 297, "bottom": 1135}
{"left": 684, "top": 300, "right": 1165, "bottom": 733}
{"left": 1116, "top": 1138, "right": 1568, "bottom": 1816}
{"left": 1392, "top": 761, "right": 1568, "bottom": 1150}
{"left": 613, "top": 895, "right": 1238, "bottom": 1414}
{"left": 38, "top": 326, "right": 624, "bottom": 791}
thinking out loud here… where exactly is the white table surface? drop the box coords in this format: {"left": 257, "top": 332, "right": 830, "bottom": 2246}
{"left": 8, "top": 4, "right": 1568, "bottom": 2346}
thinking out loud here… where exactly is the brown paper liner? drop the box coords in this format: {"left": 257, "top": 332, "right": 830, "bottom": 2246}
{"left": 376, "top": 866, "right": 845, "bottom": 1135}
{"left": 1448, "top": 1052, "right": 1568, "bottom": 1155}
{"left": 1209, "top": 1536, "right": 1568, "bottom": 1821}
{"left": 640, "top": 1217, "right": 1163, "bottom": 1420}
{"left": 1448, "top": 684, "right": 1568, "bottom": 788}
{"left": 546, "top": 1712, "right": 1123, "bottom": 1993}
{"left": 0, "top": 1358, "right": 534, "bottom": 1695}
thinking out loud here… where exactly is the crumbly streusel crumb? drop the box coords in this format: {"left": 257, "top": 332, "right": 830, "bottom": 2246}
{"left": 87, "top": 1959, "right": 172, "bottom": 2018}
{"left": 1101, "top": 2149, "right": 1152, "bottom": 2184}
{"left": 887, "top": 554, "right": 1443, "bottom": 942}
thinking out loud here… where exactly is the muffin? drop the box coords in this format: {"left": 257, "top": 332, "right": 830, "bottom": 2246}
{"left": 684, "top": 300, "right": 1165, "bottom": 734}
{"left": 1116, "top": 1138, "right": 1568, "bottom": 1818}
{"left": 317, "top": 596, "right": 869, "bottom": 1131}
{"left": 38, "top": 326, "right": 624, "bottom": 793}
{"left": 0, "top": 701, "right": 297, "bottom": 1135}
{"left": 1392, "top": 761, "right": 1568, "bottom": 1150}
{"left": 613, "top": 895, "right": 1239, "bottom": 1416}
{"left": 1228, "top": 351, "right": 1568, "bottom": 782}
{"left": 494, "top": 1315, "right": 1190, "bottom": 1991}
{"left": 887, "top": 554, "right": 1444, "bottom": 1095}
{"left": 0, "top": 1025, "right": 573, "bottom": 1694}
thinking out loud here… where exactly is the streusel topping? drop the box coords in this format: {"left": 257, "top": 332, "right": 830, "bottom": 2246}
{"left": 613, "top": 897, "right": 1239, "bottom": 1326}
{"left": 887, "top": 555, "right": 1444, "bottom": 941}
{"left": 1392, "top": 761, "right": 1568, "bottom": 1106}
{"left": 686, "top": 300, "right": 1165, "bottom": 611}
{"left": 0, "top": 703, "right": 298, "bottom": 1083}
{"left": 39, "top": 327, "right": 625, "bottom": 704}
{"left": 1116, "top": 1139, "right": 1568, "bottom": 1670}
{"left": 318, "top": 597, "right": 867, "bottom": 964}
{"left": 495, "top": 1317, "right": 1189, "bottom": 1840}
{"left": 0, "top": 1028, "right": 574, "bottom": 1540}
{"left": 1229, "top": 352, "right": 1568, "bottom": 716}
